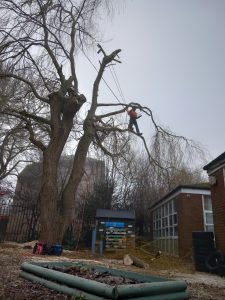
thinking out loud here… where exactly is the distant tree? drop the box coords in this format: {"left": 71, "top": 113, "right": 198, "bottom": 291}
{"left": 149, "top": 131, "right": 206, "bottom": 195}
{"left": 125, "top": 137, "right": 206, "bottom": 236}
{"left": 71, "top": 178, "right": 113, "bottom": 248}
{"left": 0, "top": 122, "right": 34, "bottom": 182}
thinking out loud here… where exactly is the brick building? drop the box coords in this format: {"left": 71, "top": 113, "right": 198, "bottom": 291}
{"left": 149, "top": 184, "right": 213, "bottom": 256}
{"left": 6, "top": 157, "right": 105, "bottom": 242}
{"left": 203, "top": 152, "right": 225, "bottom": 253}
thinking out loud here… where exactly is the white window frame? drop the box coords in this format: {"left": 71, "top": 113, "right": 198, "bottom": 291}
{"left": 152, "top": 198, "right": 178, "bottom": 255}
{"left": 202, "top": 195, "right": 214, "bottom": 232}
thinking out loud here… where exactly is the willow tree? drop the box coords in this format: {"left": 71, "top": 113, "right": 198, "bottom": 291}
{"left": 0, "top": 62, "right": 36, "bottom": 188}
{"left": 0, "top": 0, "right": 124, "bottom": 244}
{"left": 0, "top": 0, "right": 199, "bottom": 244}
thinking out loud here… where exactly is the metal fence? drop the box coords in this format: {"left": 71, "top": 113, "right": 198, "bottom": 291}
{"left": 0, "top": 200, "right": 95, "bottom": 247}
{"left": 0, "top": 200, "right": 40, "bottom": 242}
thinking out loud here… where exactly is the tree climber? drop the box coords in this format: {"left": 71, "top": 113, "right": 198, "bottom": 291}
{"left": 127, "top": 106, "right": 142, "bottom": 135}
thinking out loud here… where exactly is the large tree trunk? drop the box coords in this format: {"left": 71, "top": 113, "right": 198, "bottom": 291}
{"left": 38, "top": 150, "right": 63, "bottom": 244}
{"left": 39, "top": 131, "right": 94, "bottom": 244}
{"left": 58, "top": 126, "right": 95, "bottom": 242}
{"left": 38, "top": 92, "right": 89, "bottom": 245}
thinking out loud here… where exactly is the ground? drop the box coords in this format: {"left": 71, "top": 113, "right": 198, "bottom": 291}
{"left": 0, "top": 242, "right": 225, "bottom": 300}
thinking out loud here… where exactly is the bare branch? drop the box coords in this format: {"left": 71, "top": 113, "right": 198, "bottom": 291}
{"left": 0, "top": 73, "right": 49, "bottom": 103}
{"left": 25, "top": 120, "right": 46, "bottom": 151}
{"left": 89, "top": 46, "right": 121, "bottom": 115}
{"left": 96, "top": 107, "right": 126, "bottom": 119}
{"left": 94, "top": 133, "right": 116, "bottom": 157}
{"left": 19, "top": 110, "right": 51, "bottom": 126}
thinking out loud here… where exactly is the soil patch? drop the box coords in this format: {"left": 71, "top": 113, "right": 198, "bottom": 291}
{"left": 44, "top": 265, "right": 141, "bottom": 285}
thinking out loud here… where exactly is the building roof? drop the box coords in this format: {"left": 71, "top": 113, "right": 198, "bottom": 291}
{"left": 19, "top": 157, "right": 105, "bottom": 178}
{"left": 149, "top": 183, "right": 211, "bottom": 210}
{"left": 96, "top": 208, "right": 135, "bottom": 220}
{"left": 19, "top": 163, "right": 42, "bottom": 178}
{"left": 203, "top": 151, "right": 225, "bottom": 172}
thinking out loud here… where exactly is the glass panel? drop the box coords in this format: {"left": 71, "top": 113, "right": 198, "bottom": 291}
{"left": 169, "top": 227, "right": 173, "bottom": 236}
{"left": 174, "top": 226, "right": 178, "bottom": 236}
{"left": 158, "top": 207, "right": 161, "bottom": 218}
{"left": 173, "top": 199, "right": 177, "bottom": 212}
{"left": 162, "top": 205, "right": 165, "bottom": 217}
{"left": 169, "top": 201, "right": 173, "bottom": 214}
{"left": 173, "top": 214, "right": 177, "bottom": 225}
{"left": 206, "top": 225, "right": 214, "bottom": 232}
{"left": 165, "top": 227, "right": 169, "bottom": 237}
{"left": 206, "top": 212, "right": 213, "bottom": 224}
{"left": 165, "top": 203, "right": 169, "bottom": 216}
{"left": 204, "top": 195, "right": 212, "bottom": 210}
{"left": 157, "top": 220, "right": 161, "bottom": 229}
{"left": 169, "top": 215, "right": 173, "bottom": 226}
{"left": 164, "top": 217, "right": 168, "bottom": 226}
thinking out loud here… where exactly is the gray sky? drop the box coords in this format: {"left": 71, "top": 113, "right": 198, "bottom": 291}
{"left": 77, "top": 0, "right": 225, "bottom": 161}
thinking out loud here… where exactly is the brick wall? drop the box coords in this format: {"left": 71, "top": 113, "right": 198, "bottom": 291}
{"left": 177, "top": 194, "right": 205, "bottom": 256}
{"left": 210, "top": 168, "right": 225, "bottom": 252}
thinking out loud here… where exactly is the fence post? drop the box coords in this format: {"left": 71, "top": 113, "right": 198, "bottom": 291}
{"left": 99, "top": 240, "right": 103, "bottom": 256}
{"left": 91, "top": 227, "right": 97, "bottom": 255}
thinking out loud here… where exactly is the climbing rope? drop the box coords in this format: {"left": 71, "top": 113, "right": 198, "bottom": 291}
{"left": 109, "top": 65, "right": 126, "bottom": 104}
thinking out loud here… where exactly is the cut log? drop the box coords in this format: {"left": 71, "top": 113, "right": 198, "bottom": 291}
{"left": 123, "top": 254, "right": 133, "bottom": 266}
{"left": 123, "top": 254, "right": 149, "bottom": 269}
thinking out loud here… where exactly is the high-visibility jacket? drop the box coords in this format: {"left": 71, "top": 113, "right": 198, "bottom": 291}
{"left": 129, "top": 110, "right": 137, "bottom": 119}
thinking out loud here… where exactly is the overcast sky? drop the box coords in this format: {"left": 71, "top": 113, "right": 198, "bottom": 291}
{"left": 77, "top": 0, "right": 225, "bottom": 162}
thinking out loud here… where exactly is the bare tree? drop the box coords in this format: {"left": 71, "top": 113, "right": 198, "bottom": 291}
{"left": 0, "top": 0, "right": 201, "bottom": 245}
{"left": 0, "top": 62, "right": 36, "bottom": 183}
{"left": 0, "top": 121, "right": 34, "bottom": 182}
{"left": 123, "top": 137, "right": 207, "bottom": 236}
{"left": 0, "top": 0, "right": 123, "bottom": 244}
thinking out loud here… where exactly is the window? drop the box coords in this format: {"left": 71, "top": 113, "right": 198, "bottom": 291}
{"left": 165, "top": 203, "right": 169, "bottom": 216}
{"left": 204, "top": 195, "right": 212, "bottom": 210}
{"left": 205, "top": 212, "right": 213, "bottom": 224}
{"left": 174, "top": 226, "right": 178, "bottom": 236}
{"left": 206, "top": 225, "right": 214, "bottom": 232}
{"left": 169, "top": 227, "right": 173, "bottom": 236}
{"left": 203, "top": 195, "right": 214, "bottom": 232}
{"left": 169, "top": 201, "right": 173, "bottom": 214}
{"left": 173, "top": 214, "right": 177, "bottom": 225}
{"left": 152, "top": 198, "right": 178, "bottom": 255}
{"left": 173, "top": 200, "right": 177, "bottom": 212}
